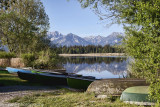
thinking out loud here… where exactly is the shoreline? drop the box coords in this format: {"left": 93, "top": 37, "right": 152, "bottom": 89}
{"left": 59, "top": 53, "right": 125, "bottom": 57}
{"left": 0, "top": 85, "right": 59, "bottom": 107}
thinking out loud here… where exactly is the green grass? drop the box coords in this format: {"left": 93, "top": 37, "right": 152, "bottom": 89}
{"left": 8, "top": 88, "right": 144, "bottom": 107}
{"left": 0, "top": 73, "right": 147, "bottom": 106}
{"left": 0, "top": 70, "right": 9, "bottom": 74}
{"left": 0, "top": 73, "right": 40, "bottom": 86}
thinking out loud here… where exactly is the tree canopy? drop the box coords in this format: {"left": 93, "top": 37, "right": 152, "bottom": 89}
{"left": 0, "top": 0, "right": 49, "bottom": 54}
{"left": 78, "top": 0, "right": 160, "bottom": 103}
{"left": 58, "top": 45, "right": 124, "bottom": 54}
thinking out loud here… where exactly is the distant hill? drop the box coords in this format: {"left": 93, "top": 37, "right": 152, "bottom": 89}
{"left": 48, "top": 31, "right": 124, "bottom": 46}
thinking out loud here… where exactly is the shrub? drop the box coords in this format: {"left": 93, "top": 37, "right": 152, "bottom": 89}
{"left": 21, "top": 50, "right": 61, "bottom": 69}
{"left": 21, "top": 53, "right": 36, "bottom": 67}
{"left": 0, "top": 52, "right": 16, "bottom": 58}
{"left": 34, "top": 50, "right": 60, "bottom": 69}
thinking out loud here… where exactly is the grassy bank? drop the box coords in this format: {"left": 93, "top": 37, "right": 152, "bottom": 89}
{"left": 8, "top": 88, "right": 142, "bottom": 107}
{"left": 0, "top": 72, "right": 40, "bottom": 86}
{"left": 0, "top": 72, "right": 143, "bottom": 107}
{"left": 0, "top": 73, "right": 27, "bottom": 86}
{"left": 59, "top": 53, "right": 125, "bottom": 57}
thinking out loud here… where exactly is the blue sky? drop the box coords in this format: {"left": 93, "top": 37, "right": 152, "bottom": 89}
{"left": 40, "top": 0, "right": 124, "bottom": 37}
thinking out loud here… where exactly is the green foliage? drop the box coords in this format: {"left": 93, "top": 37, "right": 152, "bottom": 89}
{"left": 0, "top": 0, "right": 61, "bottom": 68}
{"left": 59, "top": 45, "right": 124, "bottom": 54}
{"left": 0, "top": 0, "right": 49, "bottom": 55}
{"left": 21, "top": 53, "right": 36, "bottom": 67}
{"left": 20, "top": 49, "right": 61, "bottom": 69}
{"left": 122, "top": 0, "right": 160, "bottom": 103}
{"left": 0, "top": 52, "right": 16, "bottom": 58}
{"left": 35, "top": 49, "right": 60, "bottom": 69}
{"left": 78, "top": 0, "right": 160, "bottom": 103}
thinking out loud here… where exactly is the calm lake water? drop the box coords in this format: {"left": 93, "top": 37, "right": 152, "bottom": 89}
{"left": 61, "top": 56, "right": 128, "bottom": 79}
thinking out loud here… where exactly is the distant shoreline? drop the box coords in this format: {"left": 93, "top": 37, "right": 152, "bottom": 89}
{"left": 59, "top": 53, "right": 125, "bottom": 57}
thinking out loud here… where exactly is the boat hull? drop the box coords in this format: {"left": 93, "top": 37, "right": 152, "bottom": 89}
{"left": 6, "top": 67, "right": 31, "bottom": 73}
{"left": 67, "top": 77, "right": 94, "bottom": 90}
{"left": 17, "top": 71, "right": 67, "bottom": 85}
{"left": 121, "top": 92, "right": 149, "bottom": 102}
{"left": 120, "top": 86, "right": 155, "bottom": 105}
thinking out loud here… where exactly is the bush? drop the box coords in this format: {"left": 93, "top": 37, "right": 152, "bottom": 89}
{"left": 34, "top": 50, "right": 60, "bottom": 69}
{"left": 21, "top": 50, "right": 61, "bottom": 69}
{"left": 0, "top": 52, "right": 16, "bottom": 58}
{"left": 21, "top": 53, "right": 36, "bottom": 67}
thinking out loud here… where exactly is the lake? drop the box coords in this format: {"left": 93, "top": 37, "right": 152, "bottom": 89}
{"left": 61, "top": 56, "right": 128, "bottom": 79}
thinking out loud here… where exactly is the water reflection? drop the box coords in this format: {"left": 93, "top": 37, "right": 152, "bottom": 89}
{"left": 62, "top": 56, "right": 127, "bottom": 79}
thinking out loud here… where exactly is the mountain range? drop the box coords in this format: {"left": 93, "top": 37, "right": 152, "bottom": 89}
{"left": 48, "top": 31, "right": 124, "bottom": 46}
{"left": 0, "top": 31, "right": 124, "bottom": 51}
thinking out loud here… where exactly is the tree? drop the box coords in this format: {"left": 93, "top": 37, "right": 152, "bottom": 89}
{"left": 77, "top": 0, "right": 160, "bottom": 103}
{"left": 0, "top": 0, "right": 49, "bottom": 55}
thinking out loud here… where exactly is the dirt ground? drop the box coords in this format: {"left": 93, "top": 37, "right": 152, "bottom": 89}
{"left": 0, "top": 85, "right": 60, "bottom": 107}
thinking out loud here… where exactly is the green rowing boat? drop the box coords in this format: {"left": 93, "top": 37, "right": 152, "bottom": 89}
{"left": 67, "top": 76, "right": 96, "bottom": 90}
{"left": 120, "top": 86, "right": 155, "bottom": 105}
{"left": 17, "top": 71, "right": 68, "bottom": 85}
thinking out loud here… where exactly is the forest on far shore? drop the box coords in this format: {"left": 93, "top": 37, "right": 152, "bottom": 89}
{"left": 56, "top": 45, "right": 124, "bottom": 54}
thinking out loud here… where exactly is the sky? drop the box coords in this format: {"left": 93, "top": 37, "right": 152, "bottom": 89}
{"left": 40, "top": 0, "right": 124, "bottom": 37}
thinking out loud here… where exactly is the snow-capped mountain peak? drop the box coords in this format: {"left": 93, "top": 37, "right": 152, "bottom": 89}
{"left": 48, "top": 31, "right": 124, "bottom": 46}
